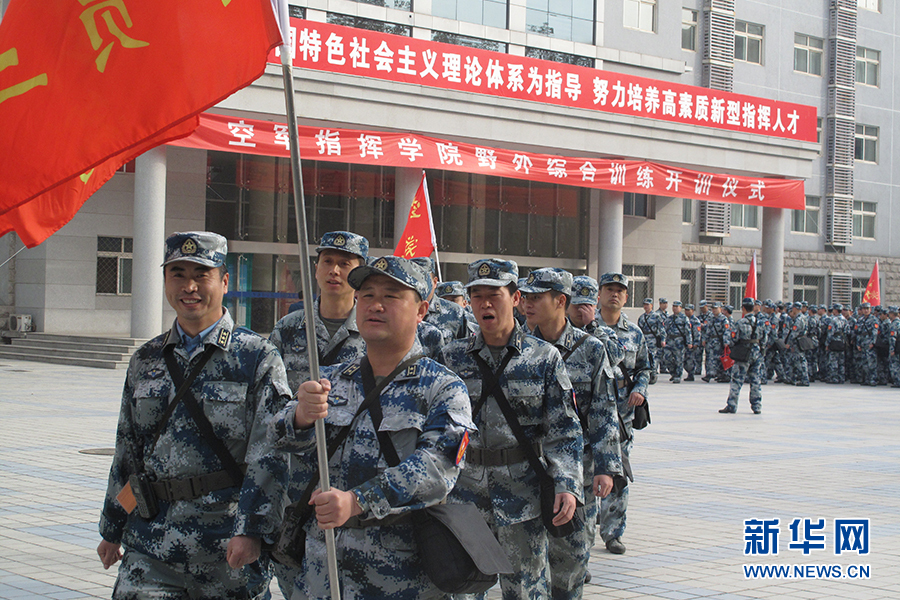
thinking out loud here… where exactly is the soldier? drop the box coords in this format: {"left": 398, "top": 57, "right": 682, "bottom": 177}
{"left": 888, "top": 306, "right": 900, "bottom": 388}
{"left": 855, "top": 302, "right": 880, "bottom": 387}
{"left": 97, "top": 232, "right": 291, "bottom": 598}
{"left": 719, "top": 298, "right": 766, "bottom": 414}
{"left": 822, "top": 303, "right": 849, "bottom": 384}
{"left": 437, "top": 280, "right": 479, "bottom": 329}
{"left": 566, "top": 276, "right": 601, "bottom": 334}
{"left": 761, "top": 300, "right": 779, "bottom": 382}
{"left": 520, "top": 268, "right": 622, "bottom": 598}
{"left": 269, "top": 255, "right": 474, "bottom": 600}
{"left": 703, "top": 303, "right": 728, "bottom": 382}
{"left": 697, "top": 300, "right": 710, "bottom": 377}
{"left": 684, "top": 304, "right": 702, "bottom": 381}
{"left": 412, "top": 257, "right": 477, "bottom": 340}
{"left": 637, "top": 298, "right": 665, "bottom": 384}
{"left": 439, "top": 259, "right": 583, "bottom": 599}
{"left": 664, "top": 300, "right": 692, "bottom": 383}
{"left": 875, "top": 306, "right": 892, "bottom": 385}
{"left": 843, "top": 305, "right": 857, "bottom": 383}
{"left": 783, "top": 303, "right": 810, "bottom": 386}
{"left": 595, "top": 272, "right": 652, "bottom": 556}
{"left": 805, "top": 305, "right": 820, "bottom": 382}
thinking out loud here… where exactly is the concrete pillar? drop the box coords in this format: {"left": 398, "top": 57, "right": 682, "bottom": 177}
{"left": 596, "top": 189, "right": 625, "bottom": 276}
{"left": 131, "top": 146, "right": 167, "bottom": 339}
{"left": 394, "top": 167, "right": 421, "bottom": 240}
{"left": 761, "top": 206, "right": 785, "bottom": 301}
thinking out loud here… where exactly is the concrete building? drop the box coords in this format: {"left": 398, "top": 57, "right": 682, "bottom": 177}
{"left": 1, "top": 0, "right": 896, "bottom": 339}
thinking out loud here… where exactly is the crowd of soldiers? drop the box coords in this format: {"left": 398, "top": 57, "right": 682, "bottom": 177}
{"left": 638, "top": 297, "right": 900, "bottom": 389}
{"left": 97, "top": 229, "right": 652, "bottom": 600}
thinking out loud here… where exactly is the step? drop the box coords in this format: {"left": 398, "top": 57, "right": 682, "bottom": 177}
{"left": 0, "top": 348, "right": 127, "bottom": 369}
{"left": 11, "top": 337, "right": 142, "bottom": 354}
{"left": 1, "top": 344, "right": 132, "bottom": 362}
{"left": 24, "top": 333, "right": 148, "bottom": 347}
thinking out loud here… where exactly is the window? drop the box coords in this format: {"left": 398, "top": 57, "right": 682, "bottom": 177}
{"left": 526, "top": 0, "right": 595, "bottom": 44}
{"left": 432, "top": 0, "right": 507, "bottom": 28}
{"left": 852, "top": 201, "right": 876, "bottom": 239}
{"left": 96, "top": 237, "right": 133, "bottom": 295}
{"left": 858, "top": 0, "right": 880, "bottom": 12}
{"left": 624, "top": 0, "right": 656, "bottom": 32}
{"left": 729, "top": 271, "right": 748, "bottom": 308}
{"left": 735, "top": 20, "right": 764, "bottom": 65}
{"left": 622, "top": 265, "right": 653, "bottom": 308}
{"left": 432, "top": 32, "right": 507, "bottom": 52}
{"left": 682, "top": 8, "right": 698, "bottom": 51}
{"left": 327, "top": 13, "right": 412, "bottom": 36}
{"left": 816, "top": 117, "right": 823, "bottom": 145}
{"left": 854, "top": 124, "right": 878, "bottom": 163}
{"left": 851, "top": 277, "right": 868, "bottom": 307}
{"left": 682, "top": 198, "right": 692, "bottom": 224}
{"left": 794, "top": 33, "right": 824, "bottom": 76}
{"left": 731, "top": 204, "right": 759, "bottom": 229}
{"left": 681, "top": 268, "right": 697, "bottom": 305}
{"left": 793, "top": 275, "right": 822, "bottom": 304}
{"left": 289, "top": 6, "right": 306, "bottom": 18}
{"left": 346, "top": 0, "right": 411, "bottom": 10}
{"left": 525, "top": 47, "right": 594, "bottom": 68}
{"left": 856, "top": 47, "right": 879, "bottom": 86}
{"left": 791, "top": 196, "right": 820, "bottom": 234}
{"left": 624, "top": 193, "right": 656, "bottom": 218}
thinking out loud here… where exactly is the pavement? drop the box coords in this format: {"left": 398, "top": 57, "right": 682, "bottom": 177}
{"left": 1, "top": 358, "right": 898, "bottom": 600}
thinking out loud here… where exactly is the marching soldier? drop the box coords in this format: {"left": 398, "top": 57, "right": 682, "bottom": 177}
{"left": 855, "top": 302, "right": 880, "bottom": 387}
{"left": 663, "top": 301, "right": 692, "bottom": 383}
{"left": 719, "top": 298, "right": 766, "bottom": 414}
{"left": 783, "top": 303, "right": 810, "bottom": 386}
{"left": 888, "top": 306, "right": 900, "bottom": 388}
{"left": 822, "top": 303, "right": 849, "bottom": 384}
{"left": 684, "top": 304, "right": 702, "bottom": 381}
{"left": 637, "top": 298, "right": 665, "bottom": 384}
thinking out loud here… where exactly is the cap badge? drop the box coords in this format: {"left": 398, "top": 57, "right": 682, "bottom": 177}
{"left": 478, "top": 263, "right": 491, "bottom": 277}
{"left": 181, "top": 239, "right": 197, "bottom": 255}
{"left": 614, "top": 274, "right": 622, "bottom": 283}
{"left": 526, "top": 273, "right": 536, "bottom": 285}
{"left": 580, "top": 288, "right": 590, "bottom": 296}
{"left": 334, "top": 234, "right": 346, "bottom": 247}
{"left": 374, "top": 257, "right": 388, "bottom": 271}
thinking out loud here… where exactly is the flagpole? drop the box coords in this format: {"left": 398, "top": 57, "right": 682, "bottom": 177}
{"left": 420, "top": 171, "right": 443, "bottom": 281}
{"left": 275, "top": 5, "right": 341, "bottom": 598}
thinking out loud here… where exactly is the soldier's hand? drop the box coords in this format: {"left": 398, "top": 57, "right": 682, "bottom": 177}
{"left": 311, "top": 488, "right": 362, "bottom": 529}
{"left": 593, "top": 475, "right": 614, "bottom": 498}
{"left": 552, "top": 492, "right": 577, "bottom": 526}
{"left": 294, "top": 378, "right": 332, "bottom": 429}
{"left": 661, "top": 341, "right": 666, "bottom": 347}
{"left": 627, "top": 391, "right": 645, "bottom": 407}
{"left": 97, "top": 539, "right": 122, "bottom": 569}
{"left": 226, "top": 535, "right": 261, "bottom": 569}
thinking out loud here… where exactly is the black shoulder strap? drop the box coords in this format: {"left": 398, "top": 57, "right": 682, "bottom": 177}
{"left": 359, "top": 355, "right": 425, "bottom": 467}
{"left": 320, "top": 336, "right": 349, "bottom": 367}
{"left": 470, "top": 349, "right": 515, "bottom": 420}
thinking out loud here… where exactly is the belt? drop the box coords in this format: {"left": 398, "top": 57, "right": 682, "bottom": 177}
{"left": 150, "top": 467, "right": 245, "bottom": 502}
{"left": 467, "top": 443, "right": 542, "bottom": 467}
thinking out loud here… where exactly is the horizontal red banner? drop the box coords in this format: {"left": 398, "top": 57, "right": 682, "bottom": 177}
{"left": 170, "top": 113, "right": 805, "bottom": 210}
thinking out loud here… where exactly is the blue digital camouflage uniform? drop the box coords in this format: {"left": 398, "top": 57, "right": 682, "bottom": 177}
{"left": 599, "top": 313, "right": 651, "bottom": 545}
{"left": 99, "top": 311, "right": 291, "bottom": 599}
{"left": 425, "top": 294, "right": 477, "bottom": 340}
{"left": 704, "top": 313, "right": 729, "bottom": 381}
{"left": 268, "top": 342, "right": 474, "bottom": 600}
{"left": 439, "top": 325, "right": 583, "bottom": 600}
{"left": 855, "top": 312, "right": 880, "bottom": 386}
{"left": 875, "top": 311, "right": 892, "bottom": 385}
{"left": 637, "top": 308, "right": 666, "bottom": 377}
{"left": 823, "top": 312, "right": 849, "bottom": 384}
{"left": 663, "top": 308, "right": 692, "bottom": 382}
{"left": 888, "top": 311, "right": 900, "bottom": 387}
{"left": 535, "top": 321, "right": 622, "bottom": 600}
{"left": 805, "top": 312, "right": 820, "bottom": 382}
{"left": 685, "top": 312, "right": 703, "bottom": 377}
{"left": 723, "top": 311, "right": 765, "bottom": 413}
{"left": 783, "top": 312, "right": 810, "bottom": 386}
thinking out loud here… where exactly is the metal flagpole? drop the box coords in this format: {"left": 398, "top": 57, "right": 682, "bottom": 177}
{"left": 0, "top": 243, "right": 26, "bottom": 269}
{"left": 273, "top": 3, "right": 341, "bottom": 598}
{"left": 420, "top": 171, "right": 443, "bottom": 281}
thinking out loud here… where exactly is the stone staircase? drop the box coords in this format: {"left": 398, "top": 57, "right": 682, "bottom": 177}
{"left": 0, "top": 333, "right": 148, "bottom": 369}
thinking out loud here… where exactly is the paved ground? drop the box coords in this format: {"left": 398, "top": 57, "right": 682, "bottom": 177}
{"left": 1, "top": 358, "right": 898, "bottom": 600}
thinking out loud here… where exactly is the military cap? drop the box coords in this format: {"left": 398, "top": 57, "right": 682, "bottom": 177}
{"left": 519, "top": 268, "right": 573, "bottom": 297}
{"left": 658, "top": 297, "right": 668, "bottom": 304}
{"left": 873, "top": 305, "right": 883, "bottom": 314}
{"left": 686, "top": 303, "right": 695, "bottom": 310}
{"left": 410, "top": 256, "right": 437, "bottom": 276}
{"left": 776, "top": 301, "right": 785, "bottom": 309}
{"left": 436, "top": 281, "right": 466, "bottom": 298}
{"left": 754, "top": 299, "right": 762, "bottom": 306}
{"left": 800, "top": 300, "right": 809, "bottom": 307}
{"left": 316, "top": 231, "right": 369, "bottom": 260}
{"left": 672, "top": 300, "right": 683, "bottom": 307}
{"left": 831, "top": 303, "right": 843, "bottom": 311}
{"left": 763, "top": 299, "right": 774, "bottom": 308}
{"left": 162, "top": 231, "right": 227, "bottom": 268}
{"left": 598, "top": 272, "right": 630, "bottom": 288}
{"left": 699, "top": 299, "right": 708, "bottom": 307}
{"left": 724, "top": 305, "right": 734, "bottom": 313}
{"left": 859, "top": 302, "right": 871, "bottom": 309}
{"left": 742, "top": 297, "right": 755, "bottom": 308}
{"left": 713, "top": 301, "right": 723, "bottom": 308}
{"left": 888, "top": 306, "right": 899, "bottom": 313}
{"left": 808, "top": 304, "right": 817, "bottom": 311}
{"left": 467, "top": 258, "right": 519, "bottom": 288}
{"left": 571, "top": 276, "right": 599, "bottom": 305}
{"left": 643, "top": 298, "right": 653, "bottom": 305}
{"left": 348, "top": 255, "right": 431, "bottom": 300}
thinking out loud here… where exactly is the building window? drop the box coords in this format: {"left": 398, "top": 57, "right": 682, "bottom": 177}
{"left": 96, "top": 237, "right": 133, "bottom": 295}
{"left": 525, "top": 47, "right": 594, "bottom": 68}
{"left": 681, "top": 268, "right": 697, "bottom": 305}
{"left": 682, "top": 8, "right": 698, "bottom": 51}
{"left": 682, "top": 198, "right": 692, "bottom": 224}
{"left": 852, "top": 201, "right": 876, "bottom": 239}
{"left": 526, "top": 0, "right": 595, "bottom": 44}
{"left": 432, "top": 31, "right": 507, "bottom": 52}
{"left": 735, "top": 20, "right": 764, "bottom": 65}
{"left": 289, "top": 6, "right": 306, "bottom": 18}
{"left": 731, "top": 204, "right": 759, "bottom": 229}
{"left": 624, "top": 193, "right": 656, "bottom": 218}
{"left": 856, "top": 47, "right": 879, "bottom": 86}
{"left": 345, "top": 0, "right": 411, "bottom": 9}
{"left": 851, "top": 277, "right": 868, "bottom": 307}
{"left": 624, "top": 0, "right": 656, "bottom": 33}
{"left": 432, "top": 0, "right": 507, "bottom": 28}
{"left": 854, "top": 124, "right": 878, "bottom": 163}
{"left": 794, "top": 33, "right": 824, "bottom": 76}
{"left": 327, "top": 13, "right": 412, "bottom": 36}
{"left": 816, "top": 117, "right": 823, "bottom": 145}
{"left": 622, "top": 265, "right": 653, "bottom": 308}
{"left": 858, "top": 0, "right": 880, "bottom": 12}
{"left": 791, "top": 195, "right": 820, "bottom": 234}
{"left": 793, "top": 275, "right": 822, "bottom": 304}
{"left": 729, "top": 271, "right": 748, "bottom": 308}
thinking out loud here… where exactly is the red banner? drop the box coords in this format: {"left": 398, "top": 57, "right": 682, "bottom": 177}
{"left": 863, "top": 261, "right": 880, "bottom": 305}
{"left": 394, "top": 171, "right": 437, "bottom": 259}
{"left": 272, "top": 19, "right": 817, "bottom": 143}
{"left": 172, "top": 113, "right": 806, "bottom": 210}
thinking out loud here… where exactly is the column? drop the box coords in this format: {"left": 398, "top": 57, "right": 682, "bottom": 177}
{"left": 596, "top": 189, "right": 624, "bottom": 276}
{"left": 131, "top": 146, "right": 167, "bottom": 339}
{"left": 394, "top": 167, "right": 421, "bottom": 240}
{"left": 761, "top": 206, "right": 785, "bottom": 301}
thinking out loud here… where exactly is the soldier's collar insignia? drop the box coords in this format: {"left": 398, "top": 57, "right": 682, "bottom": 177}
{"left": 342, "top": 364, "right": 361, "bottom": 378}
{"left": 334, "top": 234, "right": 346, "bottom": 247}
{"left": 374, "top": 257, "right": 388, "bottom": 271}
{"left": 399, "top": 363, "right": 420, "bottom": 380}
{"left": 182, "top": 239, "right": 197, "bottom": 255}
{"left": 216, "top": 329, "right": 230, "bottom": 347}
{"left": 478, "top": 263, "right": 491, "bottom": 277}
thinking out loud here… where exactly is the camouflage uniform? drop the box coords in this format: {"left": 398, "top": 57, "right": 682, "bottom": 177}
{"left": 888, "top": 310, "right": 900, "bottom": 388}
{"left": 426, "top": 295, "right": 477, "bottom": 339}
{"left": 100, "top": 311, "right": 291, "bottom": 599}
{"left": 722, "top": 308, "right": 765, "bottom": 413}
{"left": 685, "top": 309, "right": 703, "bottom": 378}
{"left": 269, "top": 343, "right": 474, "bottom": 600}
{"left": 822, "top": 309, "right": 849, "bottom": 384}
{"left": 637, "top": 304, "right": 666, "bottom": 378}
{"left": 439, "top": 325, "right": 583, "bottom": 600}
{"left": 875, "top": 310, "right": 892, "bottom": 385}
{"left": 663, "top": 305, "right": 692, "bottom": 383}
{"left": 855, "top": 310, "right": 880, "bottom": 386}
{"left": 783, "top": 310, "right": 810, "bottom": 386}
{"left": 704, "top": 312, "right": 729, "bottom": 382}
{"left": 805, "top": 310, "right": 820, "bottom": 382}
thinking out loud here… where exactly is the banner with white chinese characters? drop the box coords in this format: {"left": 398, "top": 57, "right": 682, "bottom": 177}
{"left": 170, "top": 113, "right": 806, "bottom": 210}
{"left": 270, "top": 19, "right": 817, "bottom": 143}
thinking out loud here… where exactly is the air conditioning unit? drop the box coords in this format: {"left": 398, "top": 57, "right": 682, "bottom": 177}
{"left": 9, "top": 314, "right": 32, "bottom": 332}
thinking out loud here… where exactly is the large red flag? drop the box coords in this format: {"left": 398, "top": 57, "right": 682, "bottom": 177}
{"left": 394, "top": 171, "right": 437, "bottom": 259}
{"left": 744, "top": 251, "right": 758, "bottom": 300}
{"left": 862, "top": 260, "right": 880, "bottom": 305}
{"left": 0, "top": 0, "right": 281, "bottom": 246}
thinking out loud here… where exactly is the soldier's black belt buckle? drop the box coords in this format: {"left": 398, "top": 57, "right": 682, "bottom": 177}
{"left": 129, "top": 473, "right": 159, "bottom": 520}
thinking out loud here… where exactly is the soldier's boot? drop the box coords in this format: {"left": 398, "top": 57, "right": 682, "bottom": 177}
{"left": 718, "top": 406, "right": 736, "bottom": 414}
{"left": 606, "top": 537, "right": 626, "bottom": 554}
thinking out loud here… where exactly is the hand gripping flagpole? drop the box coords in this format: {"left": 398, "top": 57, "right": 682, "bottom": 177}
{"left": 274, "top": 4, "right": 341, "bottom": 598}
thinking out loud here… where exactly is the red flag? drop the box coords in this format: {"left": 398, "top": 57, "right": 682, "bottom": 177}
{"left": 744, "top": 251, "right": 758, "bottom": 301}
{"left": 863, "top": 260, "right": 881, "bottom": 306}
{"left": 394, "top": 171, "right": 437, "bottom": 259}
{"left": 0, "top": 0, "right": 282, "bottom": 246}
{"left": 721, "top": 345, "right": 735, "bottom": 370}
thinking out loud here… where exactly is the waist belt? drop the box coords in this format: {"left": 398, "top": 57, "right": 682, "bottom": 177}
{"left": 151, "top": 466, "right": 246, "bottom": 502}
{"left": 467, "top": 443, "right": 542, "bottom": 467}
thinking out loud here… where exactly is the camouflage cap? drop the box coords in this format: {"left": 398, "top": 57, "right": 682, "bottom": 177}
{"left": 571, "top": 276, "right": 599, "bottom": 305}
{"left": 658, "top": 297, "right": 668, "bottom": 304}
{"left": 888, "top": 306, "right": 899, "bottom": 313}
{"left": 410, "top": 256, "right": 437, "bottom": 277}
{"left": 162, "top": 231, "right": 227, "bottom": 268}
{"left": 742, "top": 297, "right": 755, "bottom": 308}
{"left": 436, "top": 280, "right": 466, "bottom": 298}
{"left": 776, "top": 301, "right": 785, "bottom": 309}
{"left": 755, "top": 299, "right": 762, "bottom": 306}
{"left": 712, "top": 301, "right": 723, "bottom": 308}
{"left": 686, "top": 303, "right": 695, "bottom": 310}
{"left": 643, "top": 298, "right": 653, "bottom": 305}
{"left": 859, "top": 302, "right": 872, "bottom": 309}
{"left": 873, "top": 305, "right": 884, "bottom": 314}
{"left": 831, "top": 303, "right": 843, "bottom": 311}
{"left": 316, "top": 231, "right": 369, "bottom": 260}
{"left": 724, "top": 304, "right": 734, "bottom": 313}
{"left": 467, "top": 259, "right": 519, "bottom": 288}
{"left": 672, "top": 300, "right": 683, "bottom": 307}
{"left": 699, "top": 299, "right": 708, "bottom": 307}
{"left": 763, "top": 299, "right": 775, "bottom": 308}
{"left": 800, "top": 300, "right": 809, "bottom": 307}
{"left": 599, "top": 272, "right": 630, "bottom": 288}
{"left": 519, "top": 268, "right": 573, "bottom": 297}
{"left": 348, "top": 255, "right": 431, "bottom": 300}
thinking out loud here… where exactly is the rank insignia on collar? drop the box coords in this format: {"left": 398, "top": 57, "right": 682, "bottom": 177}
{"left": 216, "top": 329, "right": 230, "bottom": 347}
{"left": 181, "top": 239, "right": 197, "bottom": 254}
{"left": 342, "top": 364, "right": 360, "bottom": 378}
{"left": 402, "top": 364, "right": 420, "bottom": 379}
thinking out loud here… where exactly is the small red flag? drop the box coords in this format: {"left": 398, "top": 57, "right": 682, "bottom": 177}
{"left": 721, "top": 345, "right": 735, "bottom": 370}
{"left": 744, "top": 252, "right": 758, "bottom": 301}
{"left": 394, "top": 171, "right": 437, "bottom": 259}
{"left": 862, "top": 260, "right": 880, "bottom": 306}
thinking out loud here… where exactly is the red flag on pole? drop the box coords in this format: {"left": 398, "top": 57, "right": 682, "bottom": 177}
{"left": 0, "top": 0, "right": 282, "bottom": 246}
{"left": 862, "top": 260, "right": 881, "bottom": 305}
{"left": 394, "top": 171, "right": 437, "bottom": 259}
{"left": 744, "top": 251, "right": 758, "bottom": 300}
